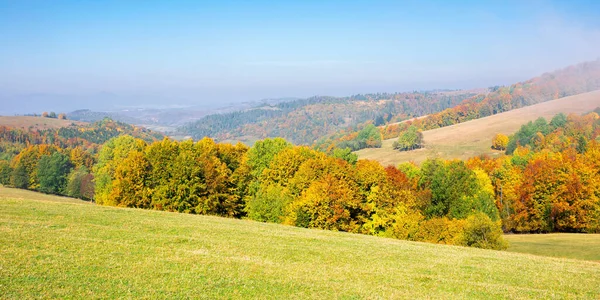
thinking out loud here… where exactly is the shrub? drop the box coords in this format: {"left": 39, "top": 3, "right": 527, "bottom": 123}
{"left": 414, "top": 217, "right": 465, "bottom": 245}
{"left": 460, "top": 213, "right": 508, "bottom": 250}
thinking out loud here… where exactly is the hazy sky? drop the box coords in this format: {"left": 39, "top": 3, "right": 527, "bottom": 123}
{"left": 1, "top": 0, "right": 600, "bottom": 112}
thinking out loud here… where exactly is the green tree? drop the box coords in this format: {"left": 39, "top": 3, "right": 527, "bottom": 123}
{"left": 245, "top": 184, "right": 292, "bottom": 223}
{"left": 549, "top": 112, "right": 567, "bottom": 129}
{"left": 0, "top": 160, "right": 12, "bottom": 185}
{"left": 393, "top": 125, "right": 423, "bottom": 151}
{"left": 37, "top": 152, "right": 73, "bottom": 195}
{"left": 10, "top": 163, "right": 29, "bottom": 189}
{"left": 356, "top": 124, "right": 382, "bottom": 148}
{"left": 247, "top": 138, "right": 291, "bottom": 177}
{"left": 331, "top": 147, "right": 358, "bottom": 165}
{"left": 420, "top": 159, "right": 479, "bottom": 219}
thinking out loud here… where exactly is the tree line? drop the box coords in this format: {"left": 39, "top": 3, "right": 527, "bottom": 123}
{"left": 0, "top": 145, "right": 95, "bottom": 200}
{"left": 90, "top": 135, "right": 508, "bottom": 249}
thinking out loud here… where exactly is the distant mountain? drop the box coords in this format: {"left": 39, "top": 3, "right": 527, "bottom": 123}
{"left": 67, "top": 97, "right": 302, "bottom": 133}
{"left": 68, "top": 109, "right": 145, "bottom": 125}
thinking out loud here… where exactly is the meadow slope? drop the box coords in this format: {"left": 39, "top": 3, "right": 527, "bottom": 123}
{"left": 1, "top": 187, "right": 599, "bottom": 299}
{"left": 0, "top": 116, "right": 86, "bottom": 130}
{"left": 356, "top": 89, "right": 600, "bottom": 166}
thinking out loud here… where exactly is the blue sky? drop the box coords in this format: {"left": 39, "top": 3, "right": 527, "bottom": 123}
{"left": 1, "top": 0, "right": 599, "bottom": 112}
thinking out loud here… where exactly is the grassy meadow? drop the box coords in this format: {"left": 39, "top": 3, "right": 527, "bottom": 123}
{"left": 505, "top": 233, "right": 600, "bottom": 262}
{"left": 1, "top": 186, "right": 600, "bottom": 299}
{"left": 357, "top": 89, "right": 600, "bottom": 166}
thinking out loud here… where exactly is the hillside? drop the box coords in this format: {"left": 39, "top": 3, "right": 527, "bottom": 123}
{"left": 179, "top": 91, "right": 479, "bottom": 145}
{"left": 1, "top": 186, "right": 599, "bottom": 298}
{"left": 0, "top": 116, "right": 86, "bottom": 130}
{"left": 356, "top": 89, "right": 600, "bottom": 166}
{"left": 0, "top": 117, "right": 164, "bottom": 148}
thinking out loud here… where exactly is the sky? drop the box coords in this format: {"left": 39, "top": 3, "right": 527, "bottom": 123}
{"left": 1, "top": 0, "right": 600, "bottom": 113}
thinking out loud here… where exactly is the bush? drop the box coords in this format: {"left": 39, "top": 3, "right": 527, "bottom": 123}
{"left": 414, "top": 217, "right": 465, "bottom": 245}
{"left": 460, "top": 213, "right": 508, "bottom": 250}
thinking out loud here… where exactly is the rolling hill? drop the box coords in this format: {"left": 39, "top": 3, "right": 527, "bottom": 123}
{"left": 356, "top": 89, "right": 600, "bottom": 166}
{"left": 1, "top": 186, "right": 599, "bottom": 298}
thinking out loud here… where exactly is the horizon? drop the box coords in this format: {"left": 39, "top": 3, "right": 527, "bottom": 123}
{"left": 1, "top": 0, "right": 600, "bottom": 114}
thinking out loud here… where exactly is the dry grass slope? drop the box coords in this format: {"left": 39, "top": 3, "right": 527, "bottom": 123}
{"left": 1, "top": 186, "right": 599, "bottom": 298}
{"left": 0, "top": 116, "right": 86, "bottom": 130}
{"left": 357, "top": 90, "right": 600, "bottom": 166}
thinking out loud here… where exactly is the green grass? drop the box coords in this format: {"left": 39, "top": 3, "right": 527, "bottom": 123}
{"left": 505, "top": 233, "right": 600, "bottom": 262}
{"left": 1, "top": 186, "right": 600, "bottom": 299}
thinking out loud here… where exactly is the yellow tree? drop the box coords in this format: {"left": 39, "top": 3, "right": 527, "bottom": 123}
{"left": 286, "top": 174, "right": 363, "bottom": 232}
{"left": 491, "top": 133, "right": 509, "bottom": 150}
{"left": 109, "top": 150, "right": 151, "bottom": 208}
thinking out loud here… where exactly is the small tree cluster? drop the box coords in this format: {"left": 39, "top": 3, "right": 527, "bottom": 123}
{"left": 393, "top": 125, "right": 423, "bottom": 151}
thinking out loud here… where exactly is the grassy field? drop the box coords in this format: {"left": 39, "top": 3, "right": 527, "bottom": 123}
{"left": 357, "top": 89, "right": 600, "bottom": 166}
{"left": 1, "top": 186, "right": 600, "bottom": 299}
{"left": 0, "top": 116, "right": 86, "bottom": 130}
{"left": 505, "top": 233, "right": 600, "bottom": 262}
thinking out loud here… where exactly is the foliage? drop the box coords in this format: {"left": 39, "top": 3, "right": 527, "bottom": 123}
{"left": 10, "top": 164, "right": 28, "bottom": 189}
{"left": 37, "top": 152, "right": 72, "bottom": 195}
{"left": 331, "top": 147, "right": 358, "bottom": 164}
{"left": 88, "top": 134, "right": 510, "bottom": 249}
{"left": 460, "top": 212, "right": 508, "bottom": 250}
{"left": 0, "top": 160, "right": 12, "bottom": 185}
{"left": 393, "top": 125, "right": 423, "bottom": 151}
{"left": 491, "top": 133, "right": 509, "bottom": 150}
{"left": 66, "top": 166, "right": 94, "bottom": 200}
{"left": 245, "top": 184, "right": 292, "bottom": 223}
